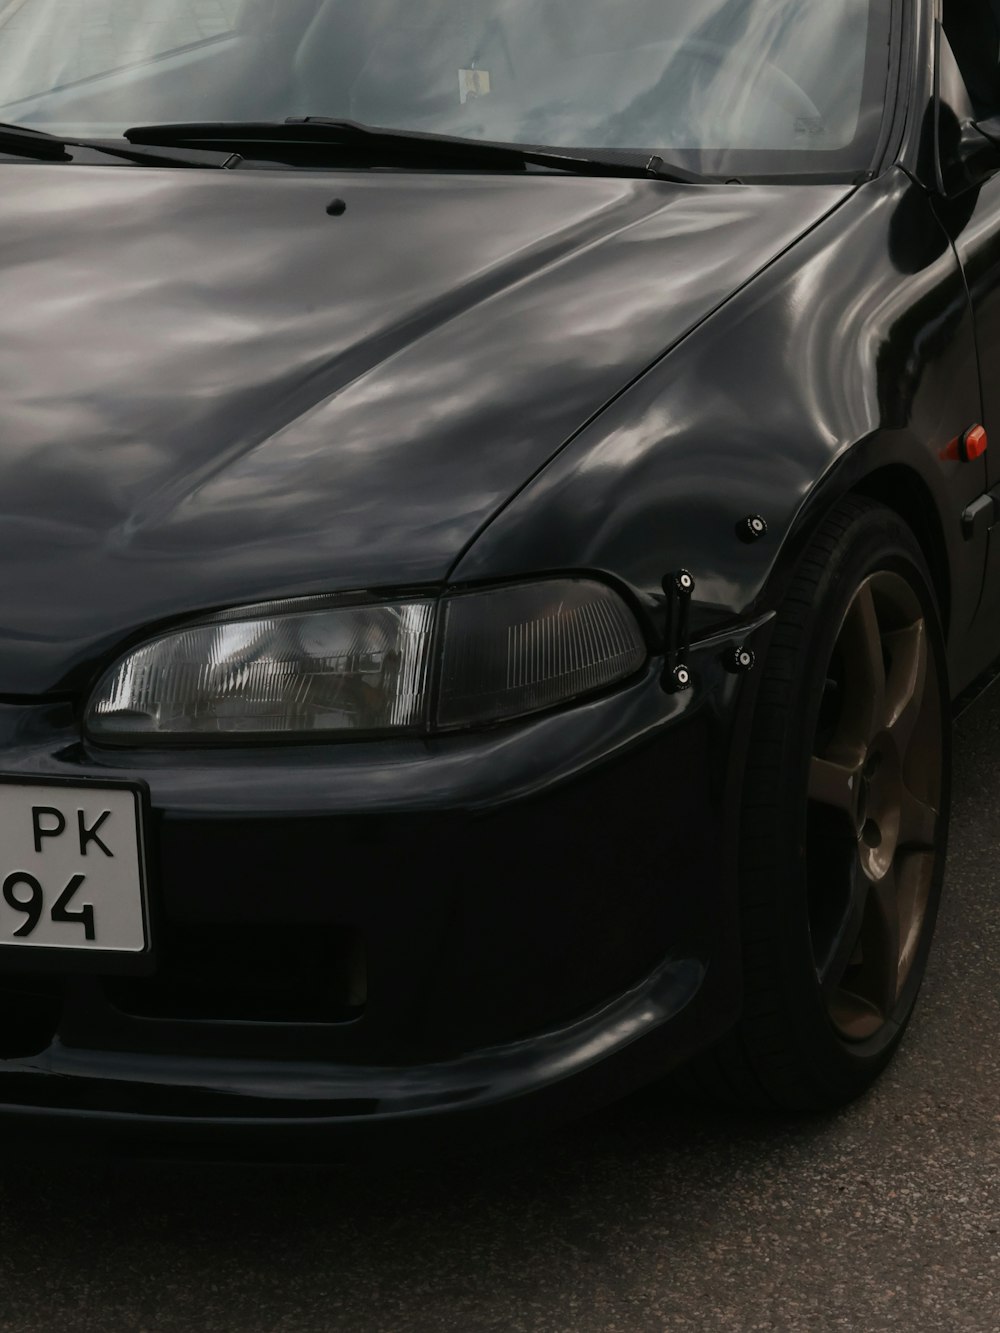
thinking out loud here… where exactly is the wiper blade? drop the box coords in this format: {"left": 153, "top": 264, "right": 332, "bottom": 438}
{"left": 0, "top": 120, "right": 239, "bottom": 168}
{"left": 295, "top": 118, "right": 713, "bottom": 182}
{"left": 123, "top": 118, "right": 713, "bottom": 184}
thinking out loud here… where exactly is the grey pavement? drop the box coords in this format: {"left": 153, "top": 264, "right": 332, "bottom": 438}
{"left": 1, "top": 686, "right": 1000, "bottom": 1330}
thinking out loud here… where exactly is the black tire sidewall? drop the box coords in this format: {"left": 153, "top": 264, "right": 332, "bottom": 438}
{"left": 742, "top": 500, "right": 951, "bottom": 1104}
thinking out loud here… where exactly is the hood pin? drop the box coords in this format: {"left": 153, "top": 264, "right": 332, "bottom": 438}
{"left": 662, "top": 569, "right": 695, "bottom": 693}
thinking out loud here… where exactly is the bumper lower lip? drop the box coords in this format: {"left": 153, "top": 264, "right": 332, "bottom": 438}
{"left": 0, "top": 618, "right": 771, "bottom": 1152}
{"left": 0, "top": 955, "right": 708, "bottom": 1157}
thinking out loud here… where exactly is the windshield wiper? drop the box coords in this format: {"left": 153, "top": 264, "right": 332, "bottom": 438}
{"left": 0, "top": 121, "right": 69, "bottom": 161}
{"left": 123, "top": 117, "right": 713, "bottom": 184}
{"left": 0, "top": 120, "right": 240, "bottom": 168}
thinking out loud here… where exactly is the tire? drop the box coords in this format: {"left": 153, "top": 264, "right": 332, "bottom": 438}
{"left": 686, "top": 496, "right": 951, "bottom": 1110}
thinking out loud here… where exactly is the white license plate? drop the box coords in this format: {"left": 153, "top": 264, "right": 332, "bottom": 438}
{"left": 0, "top": 780, "right": 150, "bottom": 960}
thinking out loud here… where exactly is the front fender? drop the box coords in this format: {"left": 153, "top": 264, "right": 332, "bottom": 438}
{"left": 452, "top": 169, "right": 986, "bottom": 692}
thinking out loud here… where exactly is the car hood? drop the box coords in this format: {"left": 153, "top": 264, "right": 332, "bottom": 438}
{"left": 0, "top": 164, "right": 848, "bottom": 693}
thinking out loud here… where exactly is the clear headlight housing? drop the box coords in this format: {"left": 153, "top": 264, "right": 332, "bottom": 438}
{"left": 86, "top": 579, "right": 647, "bottom": 744}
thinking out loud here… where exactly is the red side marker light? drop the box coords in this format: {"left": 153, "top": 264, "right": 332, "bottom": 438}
{"left": 941, "top": 425, "right": 988, "bottom": 463}
{"left": 965, "top": 425, "right": 989, "bottom": 460}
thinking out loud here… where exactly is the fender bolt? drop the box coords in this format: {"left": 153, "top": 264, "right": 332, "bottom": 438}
{"left": 669, "top": 664, "right": 692, "bottom": 692}
{"left": 726, "top": 646, "right": 756, "bottom": 674}
{"left": 739, "top": 515, "right": 768, "bottom": 543}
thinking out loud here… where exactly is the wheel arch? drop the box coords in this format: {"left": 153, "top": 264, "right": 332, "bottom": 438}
{"left": 849, "top": 464, "right": 952, "bottom": 639}
{"left": 744, "top": 441, "right": 972, "bottom": 700}
{"left": 757, "top": 449, "right": 956, "bottom": 636}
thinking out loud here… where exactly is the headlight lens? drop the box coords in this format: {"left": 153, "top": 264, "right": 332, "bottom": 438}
{"left": 88, "top": 601, "right": 436, "bottom": 741}
{"left": 87, "top": 580, "right": 645, "bottom": 743}
{"left": 437, "top": 581, "right": 647, "bottom": 729}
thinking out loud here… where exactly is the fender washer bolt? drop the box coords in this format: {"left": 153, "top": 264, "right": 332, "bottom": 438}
{"left": 675, "top": 569, "right": 695, "bottom": 593}
{"left": 740, "top": 514, "right": 768, "bottom": 543}
{"left": 727, "top": 646, "right": 756, "bottom": 674}
{"left": 671, "top": 664, "right": 692, "bottom": 691}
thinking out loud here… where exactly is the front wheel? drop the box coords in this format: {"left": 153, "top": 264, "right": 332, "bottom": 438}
{"left": 689, "top": 497, "right": 951, "bottom": 1109}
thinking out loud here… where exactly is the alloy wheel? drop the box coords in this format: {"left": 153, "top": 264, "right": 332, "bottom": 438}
{"left": 806, "top": 571, "right": 943, "bottom": 1042}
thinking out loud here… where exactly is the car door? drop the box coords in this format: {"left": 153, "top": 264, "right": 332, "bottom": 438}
{"left": 934, "top": 9, "right": 1000, "bottom": 650}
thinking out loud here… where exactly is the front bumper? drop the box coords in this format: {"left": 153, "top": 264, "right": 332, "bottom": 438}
{"left": 0, "top": 621, "right": 767, "bottom": 1154}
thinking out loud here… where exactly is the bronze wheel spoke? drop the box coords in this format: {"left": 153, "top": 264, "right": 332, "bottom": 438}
{"left": 806, "top": 567, "right": 944, "bottom": 1046}
{"left": 809, "top": 754, "right": 861, "bottom": 816}
{"left": 866, "top": 868, "right": 902, "bottom": 1014}
{"left": 829, "top": 868, "right": 900, "bottom": 1038}
{"left": 883, "top": 619, "right": 927, "bottom": 755}
{"left": 898, "top": 784, "right": 938, "bottom": 852}
{"left": 838, "top": 581, "right": 886, "bottom": 748}
{"left": 827, "top": 991, "right": 886, "bottom": 1041}
{"left": 817, "top": 864, "right": 868, "bottom": 997}
{"left": 894, "top": 848, "right": 935, "bottom": 983}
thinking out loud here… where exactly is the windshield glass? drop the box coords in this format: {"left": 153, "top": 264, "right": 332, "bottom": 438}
{"left": 0, "top": 0, "right": 891, "bottom": 177}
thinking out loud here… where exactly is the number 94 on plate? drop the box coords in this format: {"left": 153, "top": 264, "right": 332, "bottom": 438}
{"left": 0, "top": 779, "right": 151, "bottom": 967}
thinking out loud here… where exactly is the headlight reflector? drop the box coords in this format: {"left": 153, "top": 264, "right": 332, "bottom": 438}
{"left": 437, "top": 580, "right": 647, "bottom": 729}
{"left": 87, "top": 580, "right": 646, "bottom": 743}
{"left": 87, "top": 601, "right": 436, "bottom": 740}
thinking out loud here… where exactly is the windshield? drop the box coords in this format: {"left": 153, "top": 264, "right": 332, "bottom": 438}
{"left": 0, "top": 0, "right": 891, "bottom": 177}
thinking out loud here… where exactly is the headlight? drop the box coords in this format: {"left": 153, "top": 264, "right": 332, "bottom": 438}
{"left": 86, "top": 579, "right": 646, "bottom": 744}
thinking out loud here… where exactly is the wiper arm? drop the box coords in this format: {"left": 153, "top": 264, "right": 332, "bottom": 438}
{"left": 294, "top": 118, "right": 713, "bottom": 182}
{"left": 0, "top": 120, "right": 240, "bottom": 168}
{"left": 0, "top": 121, "right": 69, "bottom": 161}
{"left": 123, "top": 118, "right": 713, "bottom": 184}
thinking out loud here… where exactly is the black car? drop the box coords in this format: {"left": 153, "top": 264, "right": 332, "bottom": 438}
{"left": 0, "top": 0, "right": 999, "bottom": 1152}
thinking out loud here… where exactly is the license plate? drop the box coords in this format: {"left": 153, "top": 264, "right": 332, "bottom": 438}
{"left": 0, "top": 778, "right": 151, "bottom": 967}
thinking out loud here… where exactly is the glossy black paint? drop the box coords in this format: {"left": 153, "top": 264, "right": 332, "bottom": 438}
{"left": 0, "top": 166, "right": 843, "bottom": 695}
{"left": 455, "top": 166, "right": 990, "bottom": 690}
{"left": 0, "top": 623, "right": 762, "bottom": 1150}
{"left": 3, "top": 0, "right": 1000, "bottom": 1149}
{"left": 935, "top": 27, "right": 1000, "bottom": 649}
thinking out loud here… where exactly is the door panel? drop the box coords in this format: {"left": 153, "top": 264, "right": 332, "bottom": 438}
{"left": 935, "top": 16, "right": 1000, "bottom": 663}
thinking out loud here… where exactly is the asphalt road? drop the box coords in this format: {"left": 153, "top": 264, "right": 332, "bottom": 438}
{"left": 2, "top": 686, "right": 1000, "bottom": 1332}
